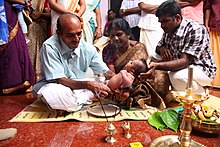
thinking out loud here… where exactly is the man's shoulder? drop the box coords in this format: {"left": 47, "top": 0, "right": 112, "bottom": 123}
{"left": 177, "top": 19, "right": 206, "bottom": 36}
{"left": 41, "top": 36, "right": 61, "bottom": 53}
{"left": 184, "top": 19, "right": 204, "bottom": 29}
{"left": 80, "top": 39, "right": 97, "bottom": 53}
{"left": 43, "top": 35, "right": 60, "bottom": 47}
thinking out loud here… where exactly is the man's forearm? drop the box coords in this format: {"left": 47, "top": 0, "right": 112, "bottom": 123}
{"left": 138, "top": 2, "right": 158, "bottom": 14}
{"left": 153, "top": 53, "right": 192, "bottom": 71}
{"left": 56, "top": 77, "right": 89, "bottom": 90}
{"left": 121, "top": 7, "right": 141, "bottom": 16}
{"left": 177, "top": 0, "right": 202, "bottom": 8}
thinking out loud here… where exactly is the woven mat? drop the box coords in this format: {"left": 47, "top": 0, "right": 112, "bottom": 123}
{"left": 9, "top": 99, "right": 158, "bottom": 122}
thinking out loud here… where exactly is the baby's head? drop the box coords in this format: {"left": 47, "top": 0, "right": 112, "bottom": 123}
{"left": 124, "top": 59, "right": 148, "bottom": 76}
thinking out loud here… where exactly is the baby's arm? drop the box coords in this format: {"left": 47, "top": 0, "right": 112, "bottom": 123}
{"left": 120, "top": 70, "right": 134, "bottom": 88}
{"left": 107, "top": 73, "right": 123, "bottom": 91}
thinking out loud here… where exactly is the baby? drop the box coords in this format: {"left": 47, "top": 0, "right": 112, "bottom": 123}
{"left": 106, "top": 59, "right": 149, "bottom": 108}
{"left": 107, "top": 59, "right": 148, "bottom": 91}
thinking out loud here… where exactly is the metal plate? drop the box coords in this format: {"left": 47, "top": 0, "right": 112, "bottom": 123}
{"left": 87, "top": 104, "right": 121, "bottom": 118}
{"left": 150, "top": 135, "right": 205, "bottom": 147}
{"left": 192, "top": 120, "right": 220, "bottom": 134}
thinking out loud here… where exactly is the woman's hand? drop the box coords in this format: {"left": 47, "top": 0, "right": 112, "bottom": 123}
{"left": 95, "top": 28, "right": 102, "bottom": 40}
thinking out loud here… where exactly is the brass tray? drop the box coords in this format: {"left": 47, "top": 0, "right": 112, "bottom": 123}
{"left": 150, "top": 135, "right": 205, "bottom": 147}
{"left": 192, "top": 120, "right": 220, "bottom": 134}
{"left": 87, "top": 104, "right": 121, "bottom": 118}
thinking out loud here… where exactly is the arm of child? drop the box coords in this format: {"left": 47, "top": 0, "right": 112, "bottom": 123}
{"left": 120, "top": 70, "right": 135, "bottom": 87}
{"left": 107, "top": 73, "right": 123, "bottom": 91}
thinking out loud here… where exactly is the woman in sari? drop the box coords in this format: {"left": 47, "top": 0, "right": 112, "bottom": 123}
{"left": 102, "top": 18, "right": 167, "bottom": 110}
{"left": 204, "top": 0, "right": 220, "bottom": 88}
{"left": 49, "top": 0, "right": 86, "bottom": 35}
{"left": 103, "top": 18, "right": 148, "bottom": 74}
{"left": 82, "top": 0, "right": 102, "bottom": 44}
{"left": 28, "top": 0, "right": 51, "bottom": 82}
{"left": 0, "top": 0, "right": 34, "bottom": 95}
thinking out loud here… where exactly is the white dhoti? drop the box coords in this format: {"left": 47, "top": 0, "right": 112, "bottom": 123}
{"left": 139, "top": 28, "right": 163, "bottom": 60}
{"left": 36, "top": 83, "right": 94, "bottom": 112}
{"left": 168, "top": 66, "right": 213, "bottom": 93}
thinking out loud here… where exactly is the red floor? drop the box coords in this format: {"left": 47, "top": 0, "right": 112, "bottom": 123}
{"left": 0, "top": 88, "right": 220, "bottom": 146}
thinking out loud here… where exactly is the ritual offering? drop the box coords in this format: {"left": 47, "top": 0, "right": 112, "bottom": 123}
{"left": 191, "top": 95, "right": 220, "bottom": 134}
{"left": 150, "top": 66, "right": 206, "bottom": 147}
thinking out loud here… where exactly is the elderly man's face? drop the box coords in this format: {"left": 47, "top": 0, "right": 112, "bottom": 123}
{"left": 57, "top": 16, "right": 82, "bottom": 49}
{"left": 109, "top": 27, "right": 129, "bottom": 49}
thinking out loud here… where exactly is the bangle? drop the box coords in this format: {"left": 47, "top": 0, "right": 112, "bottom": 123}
{"left": 97, "top": 27, "right": 102, "bottom": 30}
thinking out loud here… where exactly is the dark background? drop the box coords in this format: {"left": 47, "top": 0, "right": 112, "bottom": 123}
{"left": 110, "top": 0, "right": 123, "bottom": 18}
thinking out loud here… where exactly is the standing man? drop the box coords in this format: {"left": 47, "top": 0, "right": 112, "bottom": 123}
{"left": 33, "top": 13, "right": 114, "bottom": 112}
{"left": 138, "top": 0, "right": 166, "bottom": 60}
{"left": 140, "top": 0, "right": 216, "bottom": 93}
{"left": 119, "top": 0, "right": 141, "bottom": 41}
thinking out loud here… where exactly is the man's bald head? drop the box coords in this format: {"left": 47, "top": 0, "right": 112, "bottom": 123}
{"left": 57, "top": 13, "right": 82, "bottom": 32}
{"left": 56, "top": 13, "right": 83, "bottom": 49}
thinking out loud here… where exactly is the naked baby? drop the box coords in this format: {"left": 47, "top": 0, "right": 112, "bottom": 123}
{"left": 106, "top": 59, "right": 149, "bottom": 109}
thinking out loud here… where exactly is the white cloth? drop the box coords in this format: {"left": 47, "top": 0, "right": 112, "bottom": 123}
{"left": 82, "top": 0, "right": 100, "bottom": 44}
{"left": 138, "top": 0, "right": 166, "bottom": 60}
{"left": 37, "top": 83, "right": 94, "bottom": 112}
{"left": 138, "top": 0, "right": 165, "bottom": 30}
{"left": 18, "top": 11, "right": 28, "bottom": 33}
{"left": 168, "top": 66, "right": 212, "bottom": 93}
{"left": 120, "top": 0, "right": 141, "bottom": 28}
{"left": 139, "top": 29, "right": 162, "bottom": 60}
{"left": 50, "top": 0, "right": 80, "bottom": 35}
